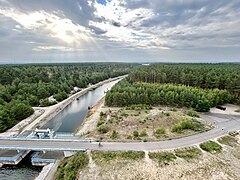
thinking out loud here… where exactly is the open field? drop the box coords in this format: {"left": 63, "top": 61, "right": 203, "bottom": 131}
{"left": 81, "top": 105, "right": 211, "bottom": 141}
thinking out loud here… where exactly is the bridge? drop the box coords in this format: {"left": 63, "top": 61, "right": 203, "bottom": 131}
{"left": 0, "top": 132, "right": 92, "bottom": 166}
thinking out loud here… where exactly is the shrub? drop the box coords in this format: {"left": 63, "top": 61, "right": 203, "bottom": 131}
{"left": 200, "top": 141, "right": 222, "bottom": 153}
{"left": 133, "top": 130, "right": 139, "bottom": 137}
{"left": 126, "top": 134, "right": 132, "bottom": 139}
{"left": 40, "top": 98, "right": 57, "bottom": 107}
{"left": 54, "top": 91, "right": 68, "bottom": 102}
{"left": 140, "top": 129, "right": 148, "bottom": 137}
{"left": 100, "top": 111, "right": 106, "bottom": 117}
{"left": 110, "top": 130, "right": 118, "bottom": 139}
{"left": 155, "top": 127, "right": 166, "bottom": 135}
{"left": 97, "top": 124, "right": 109, "bottom": 134}
{"left": 186, "top": 110, "right": 200, "bottom": 118}
{"left": 55, "top": 152, "right": 88, "bottom": 180}
{"left": 172, "top": 119, "right": 204, "bottom": 133}
{"left": 195, "top": 99, "right": 211, "bottom": 112}
{"left": 97, "top": 119, "right": 105, "bottom": 127}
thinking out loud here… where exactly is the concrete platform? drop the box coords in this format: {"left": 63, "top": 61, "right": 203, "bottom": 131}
{"left": 0, "top": 150, "right": 30, "bottom": 165}
{"left": 31, "top": 151, "right": 64, "bottom": 166}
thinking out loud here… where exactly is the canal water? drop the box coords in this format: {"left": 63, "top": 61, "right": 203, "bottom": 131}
{"left": 42, "top": 79, "right": 120, "bottom": 132}
{"left": 0, "top": 79, "right": 121, "bottom": 179}
{"left": 0, "top": 154, "right": 42, "bottom": 180}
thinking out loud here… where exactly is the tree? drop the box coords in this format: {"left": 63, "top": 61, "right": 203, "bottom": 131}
{"left": 10, "top": 102, "right": 34, "bottom": 120}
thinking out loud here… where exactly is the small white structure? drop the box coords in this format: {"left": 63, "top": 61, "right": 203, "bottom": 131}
{"left": 33, "top": 128, "right": 55, "bottom": 139}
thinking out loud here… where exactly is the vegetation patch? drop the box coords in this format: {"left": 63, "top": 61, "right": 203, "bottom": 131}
{"left": 97, "top": 124, "right": 109, "bottom": 133}
{"left": 218, "top": 135, "right": 238, "bottom": 147}
{"left": 200, "top": 141, "right": 222, "bottom": 153}
{"left": 185, "top": 110, "right": 200, "bottom": 118}
{"left": 155, "top": 127, "right": 166, "bottom": 137}
{"left": 55, "top": 152, "right": 88, "bottom": 180}
{"left": 92, "top": 151, "right": 145, "bottom": 163}
{"left": 172, "top": 119, "right": 205, "bottom": 133}
{"left": 149, "top": 151, "right": 176, "bottom": 163}
{"left": 174, "top": 147, "right": 202, "bottom": 159}
{"left": 126, "top": 104, "right": 152, "bottom": 110}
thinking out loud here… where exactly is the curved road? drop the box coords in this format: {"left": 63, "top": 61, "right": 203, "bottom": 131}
{"left": 0, "top": 113, "right": 240, "bottom": 151}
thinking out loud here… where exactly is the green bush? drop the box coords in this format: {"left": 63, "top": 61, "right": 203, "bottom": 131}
{"left": 186, "top": 110, "right": 200, "bottom": 117}
{"left": 100, "top": 111, "right": 106, "bottom": 117}
{"left": 40, "top": 98, "right": 57, "bottom": 107}
{"left": 97, "top": 119, "right": 105, "bottom": 127}
{"left": 97, "top": 124, "right": 109, "bottom": 134}
{"left": 55, "top": 152, "right": 88, "bottom": 180}
{"left": 140, "top": 129, "right": 148, "bottom": 137}
{"left": 200, "top": 141, "right": 222, "bottom": 153}
{"left": 172, "top": 119, "right": 204, "bottom": 133}
{"left": 110, "top": 130, "right": 118, "bottom": 139}
{"left": 155, "top": 127, "right": 166, "bottom": 135}
{"left": 133, "top": 130, "right": 139, "bottom": 137}
{"left": 54, "top": 91, "right": 68, "bottom": 102}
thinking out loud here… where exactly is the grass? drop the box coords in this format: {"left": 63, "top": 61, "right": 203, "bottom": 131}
{"left": 55, "top": 152, "right": 89, "bottom": 180}
{"left": 155, "top": 127, "right": 166, "bottom": 135}
{"left": 200, "top": 141, "right": 222, "bottom": 153}
{"left": 218, "top": 135, "right": 238, "bottom": 147}
{"left": 172, "top": 119, "right": 205, "bottom": 133}
{"left": 186, "top": 110, "right": 200, "bottom": 118}
{"left": 92, "top": 151, "right": 145, "bottom": 163}
{"left": 175, "top": 147, "right": 202, "bottom": 159}
{"left": 149, "top": 152, "right": 176, "bottom": 163}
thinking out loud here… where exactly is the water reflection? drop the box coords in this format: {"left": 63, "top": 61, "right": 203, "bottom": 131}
{"left": 42, "top": 79, "right": 120, "bottom": 132}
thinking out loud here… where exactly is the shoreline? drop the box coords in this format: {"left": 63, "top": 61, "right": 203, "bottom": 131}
{"left": 0, "top": 75, "right": 126, "bottom": 137}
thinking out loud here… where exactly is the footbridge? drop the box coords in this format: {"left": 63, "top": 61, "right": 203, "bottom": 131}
{"left": 0, "top": 133, "right": 93, "bottom": 166}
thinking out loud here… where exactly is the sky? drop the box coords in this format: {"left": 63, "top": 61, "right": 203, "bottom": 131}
{"left": 0, "top": 0, "right": 239, "bottom": 63}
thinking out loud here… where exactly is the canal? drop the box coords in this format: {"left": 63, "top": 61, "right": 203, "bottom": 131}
{"left": 0, "top": 78, "right": 121, "bottom": 179}
{"left": 42, "top": 78, "right": 121, "bottom": 132}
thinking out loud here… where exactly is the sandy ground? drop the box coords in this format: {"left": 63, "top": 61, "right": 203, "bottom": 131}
{"left": 79, "top": 106, "right": 210, "bottom": 141}
{"left": 0, "top": 76, "right": 126, "bottom": 137}
{"left": 78, "top": 135, "right": 240, "bottom": 180}
{"left": 210, "top": 104, "right": 240, "bottom": 115}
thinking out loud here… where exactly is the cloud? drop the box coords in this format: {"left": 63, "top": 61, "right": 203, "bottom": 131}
{"left": 0, "top": 0, "right": 239, "bottom": 63}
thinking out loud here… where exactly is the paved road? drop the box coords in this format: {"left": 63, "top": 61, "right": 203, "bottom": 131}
{"left": 0, "top": 113, "right": 239, "bottom": 151}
